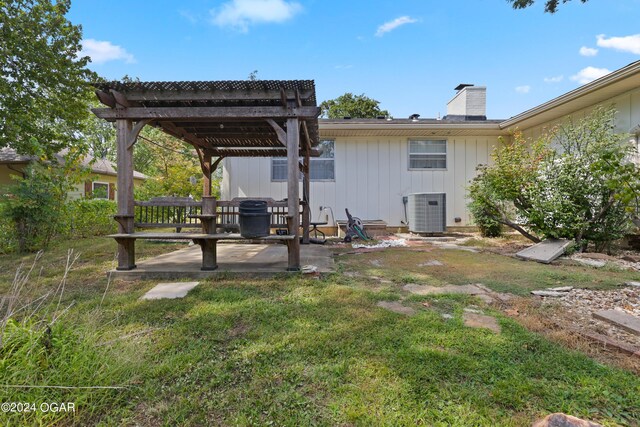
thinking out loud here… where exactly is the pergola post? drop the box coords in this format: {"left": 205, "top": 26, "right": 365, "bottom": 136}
{"left": 202, "top": 151, "right": 212, "bottom": 197}
{"left": 115, "top": 119, "right": 136, "bottom": 270}
{"left": 286, "top": 117, "right": 301, "bottom": 271}
{"left": 302, "top": 146, "right": 311, "bottom": 244}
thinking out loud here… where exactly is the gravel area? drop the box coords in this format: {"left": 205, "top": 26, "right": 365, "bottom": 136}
{"left": 555, "top": 286, "right": 640, "bottom": 347}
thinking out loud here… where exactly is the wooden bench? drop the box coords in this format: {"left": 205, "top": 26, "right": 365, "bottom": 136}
{"left": 113, "top": 196, "right": 302, "bottom": 272}
{"left": 109, "top": 232, "right": 296, "bottom": 271}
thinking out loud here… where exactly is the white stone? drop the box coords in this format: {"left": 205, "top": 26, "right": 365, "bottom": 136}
{"left": 573, "top": 258, "right": 606, "bottom": 268}
{"left": 548, "top": 286, "right": 573, "bottom": 292}
{"left": 531, "top": 290, "right": 568, "bottom": 297}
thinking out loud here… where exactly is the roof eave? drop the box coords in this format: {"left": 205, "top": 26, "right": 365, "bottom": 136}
{"left": 500, "top": 60, "right": 640, "bottom": 130}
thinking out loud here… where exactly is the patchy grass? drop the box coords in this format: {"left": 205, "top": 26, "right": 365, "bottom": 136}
{"left": 1, "top": 237, "right": 639, "bottom": 425}
{"left": 338, "top": 247, "right": 639, "bottom": 295}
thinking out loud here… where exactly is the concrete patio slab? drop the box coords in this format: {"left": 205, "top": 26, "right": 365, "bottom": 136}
{"left": 141, "top": 282, "right": 199, "bottom": 300}
{"left": 109, "top": 243, "right": 334, "bottom": 280}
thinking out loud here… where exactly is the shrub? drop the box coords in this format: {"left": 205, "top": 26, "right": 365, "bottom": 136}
{"left": 468, "top": 180, "right": 504, "bottom": 238}
{"left": 0, "top": 163, "right": 71, "bottom": 252}
{"left": 468, "top": 107, "right": 640, "bottom": 251}
{"left": 67, "top": 199, "right": 117, "bottom": 238}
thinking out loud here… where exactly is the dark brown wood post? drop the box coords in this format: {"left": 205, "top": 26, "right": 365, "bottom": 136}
{"left": 114, "top": 119, "right": 136, "bottom": 269}
{"left": 201, "top": 196, "right": 217, "bottom": 235}
{"left": 113, "top": 118, "right": 148, "bottom": 270}
{"left": 302, "top": 144, "right": 311, "bottom": 244}
{"left": 202, "top": 151, "right": 212, "bottom": 197}
{"left": 286, "top": 117, "right": 301, "bottom": 271}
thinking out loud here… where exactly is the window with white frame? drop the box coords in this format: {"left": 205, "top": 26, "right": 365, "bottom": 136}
{"left": 92, "top": 182, "right": 109, "bottom": 199}
{"left": 271, "top": 139, "right": 335, "bottom": 181}
{"left": 408, "top": 140, "right": 447, "bottom": 169}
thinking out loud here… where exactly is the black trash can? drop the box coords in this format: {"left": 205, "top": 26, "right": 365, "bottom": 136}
{"left": 238, "top": 200, "right": 271, "bottom": 238}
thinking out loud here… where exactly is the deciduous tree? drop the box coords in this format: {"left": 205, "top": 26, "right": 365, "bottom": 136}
{"left": 508, "top": 0, "right": 588, "bottom": 13}
{"left": 320, "top": 93, "right": 389, "bottom": 119}
{"left": 0, "top": 0, "right": 93, "bottom": 159}
{"left": 469, "top": 107, "right": 640, "bottom": 252}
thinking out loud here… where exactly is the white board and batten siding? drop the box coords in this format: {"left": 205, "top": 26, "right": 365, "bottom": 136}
{"left": 222, "top": 136, "right": 500, "bottom": 227}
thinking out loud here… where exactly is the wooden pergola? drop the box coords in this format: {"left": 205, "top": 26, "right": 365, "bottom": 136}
{"left": 92, "top": 80, "right": 321, "bottom": 271}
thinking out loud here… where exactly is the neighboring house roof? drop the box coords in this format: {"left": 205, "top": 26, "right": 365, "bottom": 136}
{"left": 501, "top": 60, "right": 640, "bottom": 130}
{"left": 0, "top": 147, "right": 147, "bottom": 180}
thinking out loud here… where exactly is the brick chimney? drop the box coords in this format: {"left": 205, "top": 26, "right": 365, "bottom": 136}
{"left": 445, "top": 84, "right": 486, "bottom": 121}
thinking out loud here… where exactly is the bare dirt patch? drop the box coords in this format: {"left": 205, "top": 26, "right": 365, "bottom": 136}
{"left": 500, "top": 296, "right": 640, "bottom": 374}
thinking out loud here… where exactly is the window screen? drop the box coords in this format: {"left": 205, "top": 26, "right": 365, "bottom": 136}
{"left": 409, "top": 140, "right": 447, "bottom": 169}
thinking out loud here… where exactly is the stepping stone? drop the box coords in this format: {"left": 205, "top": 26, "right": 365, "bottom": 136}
{"left": 376, "top": 301, "right": 416, "bottom": 316}
{"left": 141, "top": 282, "right": 199, "bottom": 300}
{"left": 463, "top": 312, "right": 501, "bottom": 333}
{"left": 626, "top": 281, "right": 640, "bottom": 288}
{"left": 403, "top": 283, "right": 485, "bottom": 296}
{"left": 532, "top": 413, "right": 602, "bottom": 427}
{"left": 475, "top": 293, "right": 495, "bottom": 304}
{"left": 593, "top": 310, "right": 640, "bottom": 336}
{"left": 516, "top": 239, "right": 572, "bottom": 264}
{"left": 418, "top": 260, "right": 443, "bottom": 267}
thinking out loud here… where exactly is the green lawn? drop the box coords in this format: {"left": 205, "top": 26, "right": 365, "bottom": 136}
{"left": 0, "top": 238, "right": 639, "bottom": 426}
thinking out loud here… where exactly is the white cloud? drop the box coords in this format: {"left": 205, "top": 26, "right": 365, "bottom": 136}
{"left": 579, "top": 46, "right": 598, "bottom": 57}
{"left": 570, "top": 66, "right": 611, "bottom": 84}
{"left": 596, "top": 33, "right": 640, "bottom": 55}
{"left": 515, "top": 85, "right": 531, "bottom": 94}
{"left": 375, "top": 16, "right": 418, "bottom": 37}
{"left": 180, "top": 10, "right": 198, "bottom": 24}
{"left": 543, "top": 75, "right": 563, "bottom": 83}
{"left": 334, "top": 64, "right": 353, "bottom": 70}
{"left": 210, "top": 0, "right": 302, "bottom": 32}
{"left": 80, "top": 39, "right": 135, "bottom": 64}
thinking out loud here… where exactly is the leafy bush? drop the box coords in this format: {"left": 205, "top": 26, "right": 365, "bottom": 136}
{"left": 1, "top": 163, "right": 72, "bottom": 252}
{"left": 468, "top": 107, "right": 640, "bottom": 251}
{"left": 468, "top": 184, "right": 504, "bottom": 237}
{"left": 0, "top": 163, "right": 119, "bottom": 252}
{"left": 67, "top": 199, "right": 117, "bottom": 238}
{"left": 0, "top": 202, "right": 18, "bottom": 254}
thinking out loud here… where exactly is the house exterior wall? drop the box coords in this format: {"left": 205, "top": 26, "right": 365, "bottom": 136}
{"left": 0, "top": 164, "right": 25, "bottom": 186}
{"left": 518, "top": 86, "right": 640, "bottom": 141}
{"left": 0, "top": 166, "right": 143, "bottom": 200}
{"left": 222, "top": 135, "right": 500, "bottom": 227}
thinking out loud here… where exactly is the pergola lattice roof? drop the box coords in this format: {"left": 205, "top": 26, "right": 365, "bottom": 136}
{"left": 92, "top": 79, "right": 320, "bottom": 157}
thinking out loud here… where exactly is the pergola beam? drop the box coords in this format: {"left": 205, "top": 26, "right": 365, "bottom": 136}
{"left": 209, "top": 148, "right": 319, "bottom": 157}
{"left": 156, "top": 121, "right": 209, "bottom": 148}
{"left": 120, "top": 89, "right": 314, "bottom": 103}
{"left": 92, "top": 106, "right": 320, "bottom": 121}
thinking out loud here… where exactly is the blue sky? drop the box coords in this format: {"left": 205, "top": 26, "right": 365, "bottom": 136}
{"left": 70, "top": 0, "right": 640, "bottom": 120}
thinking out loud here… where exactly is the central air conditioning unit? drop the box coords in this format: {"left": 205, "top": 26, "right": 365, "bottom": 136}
{"left": 407, "top": 193, "right": 446, "bottom": 233}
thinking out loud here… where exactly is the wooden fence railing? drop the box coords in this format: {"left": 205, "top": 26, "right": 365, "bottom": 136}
{"left": 133, "top": 197, "right": 301, "bottom": 230}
